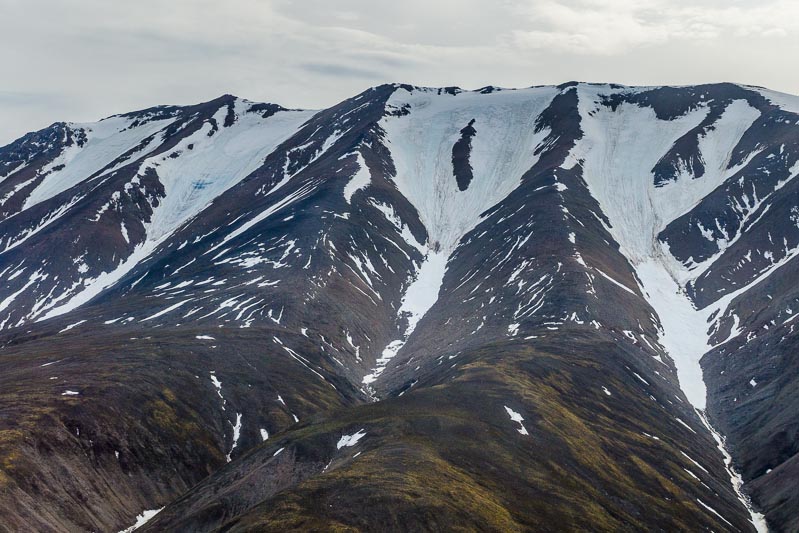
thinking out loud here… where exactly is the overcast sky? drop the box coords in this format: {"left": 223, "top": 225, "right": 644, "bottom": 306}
{"left": 2, "top": 0, "right": 798, "bottom": 145}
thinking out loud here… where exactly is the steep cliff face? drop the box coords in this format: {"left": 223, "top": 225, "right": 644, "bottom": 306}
{"left": 1, "top": 82, "right": 798, "bottom": 532}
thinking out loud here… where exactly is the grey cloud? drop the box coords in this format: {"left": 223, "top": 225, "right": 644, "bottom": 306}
{"left": 0, "top": 0, "right": 798, "bottom": 145}
{"left": 0, "top": 90, "right": 69, "bottom": 107}
{"left": 345, "top": 50, "right": 422, "bottom": 70}
{"left": 300, "top": 62, "right": 387, "bottom": 80}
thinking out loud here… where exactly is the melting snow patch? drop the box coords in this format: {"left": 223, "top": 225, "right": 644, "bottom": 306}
{"left": 336, "top": 429, "right": 367, "bottom": 449}
{"left": 58, "top": 320, "right": 87, "bottom": 333}
{"left": 602, "top": 386, "right": 612, "bottom": 396}
{"left": 696, "top": 411, "right": 769, "bottom": 532}
{"left": 696, "top": 499, "right": 734, "bottom": 529}
{"left": 196, "top": 335, "right": 215, "bottom": 340}
{"left": 363, "top": 340, "right": 403, "bottom": 386}
{"left": 116, "top": 507, "right": 164, "bottom": 533}
{"left": 681, "top": 451, "right": 709, "bottom": 474}
{"left": 594, "top": 268, "right": 635, "bottom": 296}
{"left": 675, "top": 418, "right": 697, "bottom": 434}
{"left": 364, "top": 250, "right": 448, "bottom": 386}
{"left": 343, "top": 152, "right": 372, "bottom": 203}
{"left": 260, "top": 428, "right": 269, "bottom": 441}
{"left": 684, "top": 468, "right": 700, "bottom": 481}
{"left": 61, "top": 390, "right": 80, "bottom": 396}
{"left": 140, "top": 299, "right": 193, "bottom": 322}
{"left": 226, "top": 413, "right": 242, "bottom": 462}
{"left": 209, "top": 371, "right": 226, "bottom": 410}
{"left": 273, "top": 447, "right": 285, "bottom": 457}
{"left": 120, "top": 222, "right": 129, "bottom": 244}
{"left": 504, "top": 406, "right": 529, "bottom": 436}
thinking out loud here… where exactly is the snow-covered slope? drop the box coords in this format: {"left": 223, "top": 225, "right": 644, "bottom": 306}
{"left": 380, "top": 86, "right": 558, "bottom": 253}
{"left": 139, "top": 100, "right": 315, "bottom": 243}
{"left": 21, "top": 115, "right": 176, "bottom": 211}
{"left": 567, "top": 85, "right": 763, "bottom": 408}
{"left": 0, "top": 97, "right": 315, "bottom": 327}
{"left": 362, "top": 86, "right": 559, "bottom": 385}
{"left": 38, "top": 101, "right": 315, "bottom": 322}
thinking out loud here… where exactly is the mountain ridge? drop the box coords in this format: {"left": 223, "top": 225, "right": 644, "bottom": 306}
{"left": 1, "top": 81, "right": 798, "bottom": 531}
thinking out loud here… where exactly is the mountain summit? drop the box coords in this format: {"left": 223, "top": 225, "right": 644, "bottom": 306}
{"left": 1, "top": 82, "right": 798, "bottom": 532}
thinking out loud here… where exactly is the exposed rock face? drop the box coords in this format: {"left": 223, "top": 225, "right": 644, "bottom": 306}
{"left": 1, "top": 82, "right": 798, "bottom": 532}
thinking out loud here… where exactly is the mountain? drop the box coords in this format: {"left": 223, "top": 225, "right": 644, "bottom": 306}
{"left": 0, "top": 81, "right": 797, "bottom": 532}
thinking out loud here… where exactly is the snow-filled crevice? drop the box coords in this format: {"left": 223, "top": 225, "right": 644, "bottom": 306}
{"left": 362, "top": 249, "right": 447, "bottom": 386}
{"left": 570, "top": 85, "right": 761, "bottom": 408}
{"left": 698, "top": 412, "right": 769, "bottom": 532}
{"left": 570, "top": 84, "right": 767, "bottom": 531}
{"left": 361, "top": 87, "right": 559, "bottom": 390}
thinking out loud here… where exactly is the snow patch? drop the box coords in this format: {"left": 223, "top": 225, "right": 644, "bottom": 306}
{"left": 504, "top": 406, "right": 529, "bottom": 436}
{"left": 58, "top": 320, "right": 86, "bottom": 333}
{"left": 362, "top": 250, "right": 447, "bottom": 385}
{"left": 116, "top": 508, "right": 163, "bottom": 533}
{"left": 343, "top": 152, "right": 371, "bottom": 203}
{"left": 226, "top": 413, "right": 242, "bottom": 462}
{"left": 336, "top": 429, "right": 367, "bottom": 449}
{"left": 697, "top": 411, "right": 769, "bottom": 533}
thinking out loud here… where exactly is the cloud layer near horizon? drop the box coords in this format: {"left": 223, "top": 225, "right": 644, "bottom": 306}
{"left": 1, "top": 0, "right": 797, "bottom": 144}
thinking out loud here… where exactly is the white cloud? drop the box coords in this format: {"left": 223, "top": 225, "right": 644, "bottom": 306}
{"left": 0, "top": 0, "right": 797, "bottom": 144}
{"left": 509, "top": 0, "right": 672, "bottom": 55}
{"left": 508, "top": 0, "right": 799, "bottom": 54}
